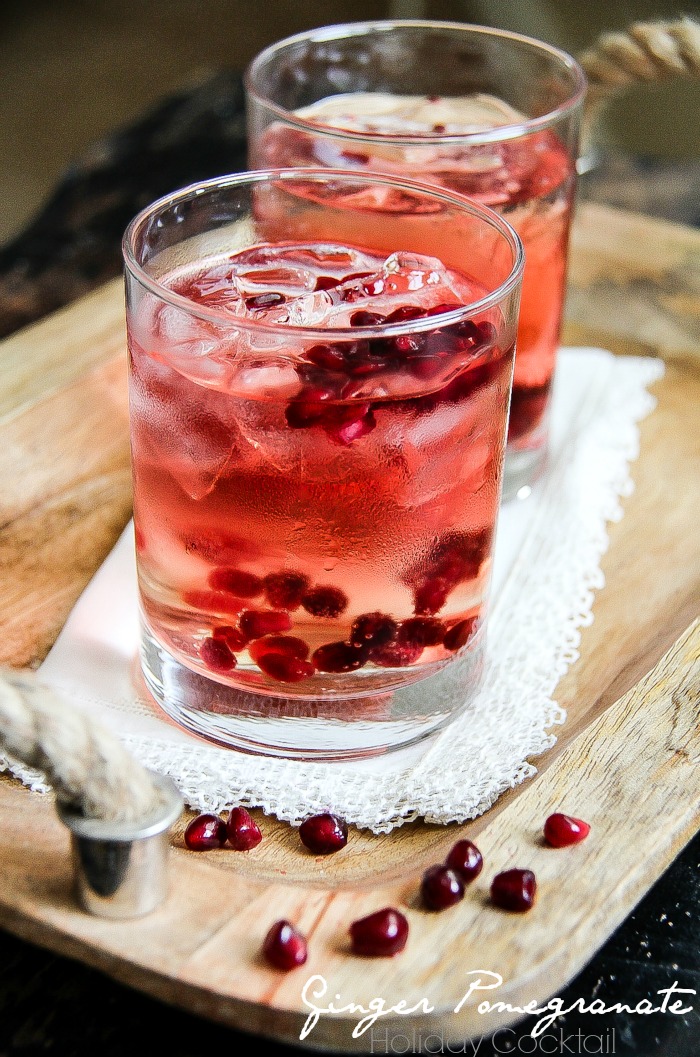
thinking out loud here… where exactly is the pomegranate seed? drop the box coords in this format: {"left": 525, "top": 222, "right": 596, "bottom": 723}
{"left": 208, "top": 567, "right": 263, "bottom": 597}
{"left": 431, "top": 530, "right": 490, "bottom": 582}
{"left": 240, "top": 609, "right": 293, "bottom": 639}
{"left": 212, "top": 625, "right": 250, "bottom": 651}
{"left": 413, "top": 577, "right": 451, "bottom": 616}
{"left": 326, "top": 409, "right": 376, "bottom": 446}
{"left": 477, "top": 321, "right": 498, "bottom": 347}
{"left": 390, "top": 333, "right": 426, "bottom": 355}
{"left": 263, "top": 571, "right": 310, "bottom": 610}
{"left": 383, "top": 305, "right": 426, "bottom": 324}
{"left": 369, "top": 640, "right": 423, "bottom": 667}
{"left": 397, "top": 617, "right": 446, "bottom": 649}
{"left": 421, "top": 865, "right": 465, "bottom": 910}
{"left": 262, "top": 920, "right": 308, "bottom": 970}
{"left": 350, "top": 612, "right": 397, "bottom": 649}
{"left": 445, "top": 839, "right": 483, "bottom": 882}
{"left": 248, "top": 635, "right": 310, "bottom": 663}
{"left": 285, "top": 387, "right": 336, "bottom": 428}
{"left": 257, "top": 653, "right": 316, "bottom": 683}
{"left": 200, "top": 636, "right": 237, "bottom": 672}
{"left": 408, "top": 352, "right": 451, "bottom": 380}
{"left": 184, "top": 813, "right": 227, "bottom": 850}
{"left": 491, "top": 869, "right": 537, "bottom": 912}
{"left": 508, "top": 383, "right": 549, "bottom": 443}
{"left": 302, "top": 585, "right": 348, "bottom": 618}
{"left": 245, "top": 291, "right": 285, "bottom": 310}
{"left": 227, "top": 807, "right": 263, "bottom": 851}
{"left": 182, "top": 589, "right": 246, "bottom": 617}
{"left": 304, "top": 343, "right": 347, "bottom": 372}
{"left": 350, "top": 309, "right": 385, "bottom": 327}
{"left": 183, "top": 529, "right": 258, "bottom": 564}
{"left": 440, "top": 359, "right": 500, "bottom": 402}
{"left": 425, "top": 302, "right": 461, "bottom": 317}
{"left": 349, "top": 908, "right": 409, "bottom": 957}
{"left": 544, "top": 813, "right": 591, "bottom": 848}
{"left": 299, "top": 813, "right": 348, "bottom": 855}
{"left": 443, "top": 616, "right": 479, "bottom": 652}
{"left": 340, "top": 149, "right": 370, "bottom": 164}
{"left": 312, "top": 641, "right": 368, "bottom": 673}
{"left": 314, "top": 275, "right": 342, "bottom": 291}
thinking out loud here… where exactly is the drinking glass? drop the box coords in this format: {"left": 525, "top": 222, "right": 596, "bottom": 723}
{"left": 246, "top": 21, "right": 585, "bottom": 497}
{"left": 123, "top": 168, "right": 523, "bottom": 759}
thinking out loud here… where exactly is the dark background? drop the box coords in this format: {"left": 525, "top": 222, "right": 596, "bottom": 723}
{"left": 1, "top": 0, "right": 700, "bottom": 244}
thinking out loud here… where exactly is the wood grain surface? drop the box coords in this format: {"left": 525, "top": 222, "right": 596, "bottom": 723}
{"left": 0, "top": 202, "right": 698, "bottom": 1048}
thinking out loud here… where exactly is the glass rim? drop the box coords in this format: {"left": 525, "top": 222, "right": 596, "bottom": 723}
{"left": 245, "top": 20, "right": 587, "bottom": 147}
{"left": 122, "top": 167, "right": 525, "bottom": 338}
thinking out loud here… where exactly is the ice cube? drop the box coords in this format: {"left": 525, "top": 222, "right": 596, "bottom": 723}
{"left": 155, "top": 302, "right": 219, "bottom": 358}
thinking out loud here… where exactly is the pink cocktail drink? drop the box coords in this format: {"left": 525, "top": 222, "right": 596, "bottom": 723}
{"left": 124, "top": 170, "right": 523, "bottom": 758}
{"left": 246, "top": 22, "right": 586, "bottom": 495}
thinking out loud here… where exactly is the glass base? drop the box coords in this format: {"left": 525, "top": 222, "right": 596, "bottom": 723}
{"left": 140, "top": 621, "right": 486, "bottom": 761}
{"left": 502, "top": 441, "right": 548, "bottom": 502}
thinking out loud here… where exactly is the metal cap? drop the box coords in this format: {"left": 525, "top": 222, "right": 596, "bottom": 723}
{"left": 56, "top": 772, "right": 183, "bottom": 919}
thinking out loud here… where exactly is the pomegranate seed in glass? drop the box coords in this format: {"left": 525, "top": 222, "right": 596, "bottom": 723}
{"left": 123, "top": 169, "right": 522, "bottom": 759}
{"left": 246, "top": 22, "right": 585, "bottom": 498}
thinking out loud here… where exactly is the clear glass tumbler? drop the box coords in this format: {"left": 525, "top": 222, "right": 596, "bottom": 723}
{"left": 245, "top": 21, "right": 585, "bottom": 498}
{"left": 123, "top": 169, "right": 523, "bottom": 759}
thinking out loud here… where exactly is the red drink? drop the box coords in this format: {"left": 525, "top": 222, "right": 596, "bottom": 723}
{"left": 246, "top": 23, "right": 585, "bottom": 495}
{"left": 254, "top": 95, "right": 573, "bottom": 456}
{"left": 124, "top": 170, "right": 523, "bottom": 757}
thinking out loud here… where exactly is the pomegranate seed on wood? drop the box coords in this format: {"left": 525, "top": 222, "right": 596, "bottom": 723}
{"left": 349, "top": 908, "right": 409, "bottom": 957}
{"left": 544, "top": 813, "right": 591, "bottom": 847}
{"left": 262, "top": 920, "right": 308, "bottom": 970}
{"left": 491, "top": 869, "right": 537, "bottom": 912}
{"left": 445, "top": 839, "right": 483, "bottom": 882}
{"left": 226, "top": 807, "right": 263, "bottom": 851}
{"left": 184, "top": 813, "right": 227, "bottom": 850}
{"left": 299, "top": 813, "right": 348, "bottom": 855}
{"left": 421, "top": 865, "right": 465, "bottom": 910}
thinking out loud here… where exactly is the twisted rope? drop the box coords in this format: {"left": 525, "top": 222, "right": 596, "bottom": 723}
{"left": 581, "top": 17, "right": 700, "bottom": 101}
{"left": 0, "top": 669, "right": 164, "bottom": 823}
{"left": 578, "top": 17, "right": 700, "bottom": 164}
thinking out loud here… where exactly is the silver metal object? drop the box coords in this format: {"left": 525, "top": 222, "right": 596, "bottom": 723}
{"left": 56, "top": 772, "right": 183, "bottom": 919}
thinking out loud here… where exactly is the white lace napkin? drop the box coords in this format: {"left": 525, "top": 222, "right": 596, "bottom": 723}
{"left": 2, "top": 349, "right": 664, "bottom": 832}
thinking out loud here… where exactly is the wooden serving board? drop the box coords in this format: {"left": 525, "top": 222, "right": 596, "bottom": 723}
{"left": 0, "top": 202, "right": 698, "bottom": 1050}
